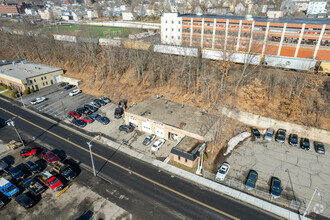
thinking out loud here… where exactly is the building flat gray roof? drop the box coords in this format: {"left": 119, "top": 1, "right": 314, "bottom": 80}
{"left": 126, "top": 96, "right": 218, "bottom": 137}
{"left": 180, "top": 14, "right": 330, "bottom": 25}
{"left": 0, "top": 59, "right": 62, "bottom": 80}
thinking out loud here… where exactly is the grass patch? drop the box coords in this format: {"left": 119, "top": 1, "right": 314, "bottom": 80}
{"left": 42, "top": 25, "right": 142, "bottom": 38}
{"left": 168, "top": 159, "right": 197, "bottom": 174}
{"left": 0, "top": 90, "right": 15, "bottom": 99}
{"left": 0, "top": 85, "right": 6, "bottom": 91}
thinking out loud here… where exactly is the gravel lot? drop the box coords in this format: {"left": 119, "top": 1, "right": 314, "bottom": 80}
{"left": 215, "top": 133, "right": 330, "bottom": 217}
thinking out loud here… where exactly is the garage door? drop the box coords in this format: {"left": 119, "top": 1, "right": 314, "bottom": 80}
{"left": 54, "top": 75, "right": 60, "bottom": 83}
{"left": 141, "top": 121, "right": 151, "bottom": 133}
{"left": 128, "top": 117, "right": 138, "bottom": 127}
{"left": 155, "top": 127, "right": 164, "bottom": 138}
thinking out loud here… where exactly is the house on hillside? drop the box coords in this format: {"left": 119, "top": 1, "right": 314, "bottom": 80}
{"left": 122, "top": 11, "right": 137, "bottom": 20}
{"left": 235, "top": 3, "right": 246, "bottom": 15}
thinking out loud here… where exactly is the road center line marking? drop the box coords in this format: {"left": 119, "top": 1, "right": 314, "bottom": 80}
{"left": 0, "top": 106, "right": 239, "bottom": 220}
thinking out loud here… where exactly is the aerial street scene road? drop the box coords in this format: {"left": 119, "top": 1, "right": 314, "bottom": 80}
{"left": 0, "top": 1, "right": 329, "bottom": 220}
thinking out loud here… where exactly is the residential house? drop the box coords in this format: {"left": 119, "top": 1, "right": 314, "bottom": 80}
{"left": 87, "top": 9, "right": 98, "bottom": 19}
{"left": 25, "top": 8, "right": 38, "bottom": 16}
{"left": 267, "top": 10, "right": 284, "bottom": 18}
{"left": 235, "top": 2, "right": 246, "bottom": 15}
{"left": 122, "top": 11, "right": 137, "bottom": 20}
{"left": 306, "top": 0, "right": 328, "bottom": 15}
{"left": 0, "top": 3, "right": 24, "bottom": 16}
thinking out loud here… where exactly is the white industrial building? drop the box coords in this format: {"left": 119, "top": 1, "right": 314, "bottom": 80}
{"left": 161, "top": 12, "right": 182, "bottom": 45}
{"left": 306, "top": 0, "right": 328, "bottom": 15}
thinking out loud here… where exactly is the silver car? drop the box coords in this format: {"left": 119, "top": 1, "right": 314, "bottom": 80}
{"left": 90, "top": 102, "right": 101, "bottom": 109}
{"left": 264, "top": 128, "right": 274, "bottom": 141}
{"left": 0, "top": 159, "right": 9, "bottom": 171}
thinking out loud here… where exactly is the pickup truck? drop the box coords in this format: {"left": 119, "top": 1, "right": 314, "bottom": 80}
{"left": 41, "top": 151, "right": 60, "bottom": 163}
{"left": 22, "top": 178, "right": 45, "bottom": 196}
{"left": 38, "top": 171, "right": 63, "bottom": 191}
{"left": 50, "top": 161, "right": 76, "bottom": 181}
{"left": 0, "top": 177, "right": 19, "bottom": 197}
{"left": 20, "top": 148, "right": 38, "bottom": 158}
{"left": 30, "top": 97, "right": 46, "bottom": 105}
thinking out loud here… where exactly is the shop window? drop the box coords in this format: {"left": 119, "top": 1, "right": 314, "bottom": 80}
{"left": 178, "top": 155, "right": 181, "bottom": 160}
{"left": 185, "top": 159, "right": 188, "bottom": 163}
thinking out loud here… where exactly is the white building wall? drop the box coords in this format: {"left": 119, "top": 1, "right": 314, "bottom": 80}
{"left": 161, "top": 12, "right": 183, "bottom": 45}
{"left": 306, "top": 1, "right": 327, "bottom": 14}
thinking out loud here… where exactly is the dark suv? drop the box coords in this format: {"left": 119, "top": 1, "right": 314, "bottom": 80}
{"left": 84, "top": 104, "right": 98, "bottom": 113}
{"left": 300, "top": 138, "right": 310, "bottom": 150}
{"left": 289, "top": 134, "right": 298, "bottom": 146}
{"left": 76, "top": 107, "right": 92, "bottom": 115}
{"left": 275, "top": 129, "right": 286, "bottom": 143}
{"left": 119, "top": 125, "right": 134, "bottom": 133}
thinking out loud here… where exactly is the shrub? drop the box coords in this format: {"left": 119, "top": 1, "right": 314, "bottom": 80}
{"left": 11, "top": 90, "right": 18, "bottom": 98}
{"left": 29, "top": 88, "right": 35, "bottom": 93}
{"left": 7, "top": 85, "right": 12, "bottom": 90}
{"left": 24, "top": 89, "right": 30, "bottom": 95}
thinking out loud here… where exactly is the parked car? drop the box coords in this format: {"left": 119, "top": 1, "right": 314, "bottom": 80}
{"left": 275, "top": 129, "right": 286, "bottom": 143}
{"left": 251, "top": 127, "right": 261, "bottom": 139}
{"left": 289, "top": 134, "right": 298, "bottom": 146}
{"left": 66, "top": 115, "right": 75, "bottom": 122}
{"left": 264, "top": 128, "right": 274, "bottom": 141}
{"left": 314, "top": 141, "right": 325, "bottom": 154}
{"left": 25, "top": 161, "right": 41, "bottom": 173}
{"left": 151, "top": 139, "right": 166, "bottom": 151}
{"left": 69, "top": 89, "right": 81, "bottom": 96}
{"left": 81, "top": 116, "right": 94, "bottom": 123}
{"left": 245, "top": 170, "right": 258, "bottom": 190}
{"left": 7, "top": 166, "right": 25, "bottom": 180}
{"left": 94, "top": 99, "right": 106, "bottom": 106}
{"left": 96, "top": 116, "right": 110, "bottom": 125}
{"left": 216, "top": 162, "right": 230, "bottom": 181}
{"left": 30, "top": 97, "right": 46, "bottom": 105}
{"left": 119, "top": 125, "right": 134, "bottom": 133}
{"left": 0, "top": 177, "right": 19, "bottom": 197}
{"left": 20, "top": 148, "right": 38, "bottom": 158}
{"left": 0, "top": 159, "right": 9, "bottom": 171}
{"left": 84, "top": 104, "right": 97, "bottom": 113}
{"left": 41, "top": 151, "right": 60, "bottom": 163}
{"left": 22, "top": 178, "right": 45, "bottom": 196}
{"left": 143, "top": 134, "right": 156, "bottom": 146}
{"left": 68, "top": 111, "right": 80, "bottom": 119}
{"left": 270, "top": 177, "right": 281, "bottom": 199}
{"left": 38, "top": 171, "right": 63, "bottom": 191}
{"left": 15, "top": 193, "right": 35, "bottom": 209}
{"left": 300, "top": 138, "right": 310, "bottom": 150}
{"left": 90, "top": 101, "right": 101, "bottom": 109}
{"left": 57, "top": 82, "right": 68, "bottom": 88}
{"left": 90, "top": 114, "right": 100, "bottom": 120}
{"left": 100, "top": 97, "right": 110, "bottom": 103}
{"left": 72, "top": 119, "right": 87, "bottom": 127}
{"left": 114, "top": 106, "right": 124, "bottom": 119}
{"left": 76, "top": 107, "right": 92, "bottom": 115}
{"left": 64, "top": 84, "right": 74, "bottom": 90}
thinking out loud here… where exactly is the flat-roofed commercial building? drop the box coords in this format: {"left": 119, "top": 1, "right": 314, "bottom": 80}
{"left": 161, "top": 13, "right": 330, "bottom": 61}
{"left": 124, "top": 96, "right": 218, "bottom": 167}
{"left": 0, "top": 59, "right": 63, "bottom": 92}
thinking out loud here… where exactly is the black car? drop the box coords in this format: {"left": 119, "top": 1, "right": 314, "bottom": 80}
{"left": 119, "top": 125, "right": 134, "bottom": 133}
{"left": 0, "top": 159, "right": 9, "bottom": 171}
{"left": 96, "top": 116, "right": 110, "bottom": 125}
{"left": 64, "top": 85, "right": 74, "bottom": 90}
{"left": 7, "top": 166, "right": 25, "bottom": 180}
{"left": 289, "top": 134, "right": 298, "bottom": 146}
{"left": 72, "top": 119, "right": 87, "bottom": 127}
{"left": 300, "top": 138, "right": 310, "bottom": 150}
{"left": 314, "top": 141, "right": 325, "bottom": 154}
{"left": 76, "top": 107, "right": 92, "bottom": 115}
{"left": 275, "top": 129, "right": 286, "bottom": 143}
{"left": 84, "top": 104, "right": 98, "bottom": 113}
{"left": 15, "top": 193, "right": 35, "bottom": 209}
{"left": 94, "top": 99, "right": 106, "bottom": 106}
{"left": 251, "top": 127, "right": 261, "bottom": 139}
{"left": 57, "top": 82, "right": 68, "bottom": 88}
{"left": 270, "top": 177, "right": 281, "bottom": 199}
{"left": 25, "top": 161, "right": 41, "bottom": 173}
{"left": 61, "top": 166, "right": 77, "bottom": 180}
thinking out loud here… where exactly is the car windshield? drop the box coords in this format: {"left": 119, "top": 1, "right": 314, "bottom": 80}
{"left": 49, "top": 154, "right": 56, "bottom": 160}
{"left": 4, "top": 184, "right": 16, "bottom": 192}
{"left": 49, "top": 178, "right": 59, "bottom": 185}
{"left": 145, "top": 137, "right": 151, "bottom": 141}
{"left": 11, "top": 169, "right": 21, "bottom": 176}
{"left": 62, "top": 168, "right": 72, "bottom": 175}
{"left": 303, "top": 140, "right": 310, "bottom": 146}
{"left": 278, "top": 132, "right": 285, "bottom": 138}
{"left": 31, "top": 164, "right": 39, "bottom": 170}
{"left": 291, "top": 136, "right": 297, "bottom": 142}
{"left": 273, "top": 181, "right": 281, "bottom": 191}
{"left": 219, "top": 167, "right": 227, "bottom": 174}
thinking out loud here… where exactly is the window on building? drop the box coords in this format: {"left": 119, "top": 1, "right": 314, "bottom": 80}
{"left": 178, "top": 28, "right": 180, "bottom": 32}
{"left": 172, "top": 36, "right": 174, "bottom": 39}
{"left": 34, "top": 79, "right": 36, "bottom": 82}
{"left": 41, "top": 77, "right": 43, "bottom": 80}
{"left": 165, "top": 28, "right": 167, "bottom": 31}
{"left": 166, "top": 35, "right": 168, "bottom": 38}
{"left": 172, "top": 21, "right": 174, "bottom": 24}
{"left": 44, "top": 76, "right": 47, "bottom": 79}
{"left": 166, "top": 20, "right": 167, "bottom": 23}
{"left": 178, "top": 21, "right": 180, "bottom": 24}
{"left": 172, "top": 28, "right": 174, "bottom": 31}
{"left": 46, "top": 81, "right": 48, "bottom": 85}
{"left": 29, "top": 80, "right": 32, "bottom": 84}
{"left": 178, "top": 36, "right": 180, "bottom": 39}
{"left": 51, "top": 80, "right": 54, "bottom": 85}
{"left": 185, "top": 159, "right": 187, "bottom": 163}
{"left": 43, "top": 82, "right": 45, "bottom": 86}
{"left": 178, "top": 155, "right": 181, "bottom": 160}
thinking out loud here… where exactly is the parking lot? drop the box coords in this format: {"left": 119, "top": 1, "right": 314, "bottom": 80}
{"left": 24, "top": 83, "right": 175, "bottom": 160}
{"left": 216, "top": 132, "right": 330, "bottom": 217}
{"left": 0, "top": 138, "right": 131, "bottom": 219}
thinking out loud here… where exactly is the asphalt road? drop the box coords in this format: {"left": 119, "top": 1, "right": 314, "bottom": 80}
{"left": 0, "top": 97, "right": 281, "bottom": 220}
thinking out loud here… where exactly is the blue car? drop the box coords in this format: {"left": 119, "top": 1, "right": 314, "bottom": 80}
{"left": 7, "top": 167, "right": 25, "bottom": 180}
{"left": 245, "top": 170, "right": 258, "bottom": 190}
{"left": 90, "top": 114, "right": 100, "bottom": 120}
{"left": 270, "top": 177, "right": 281, "bottom": 199}
{"left": 0, "top": 177, "right": 19, "bottom": 197}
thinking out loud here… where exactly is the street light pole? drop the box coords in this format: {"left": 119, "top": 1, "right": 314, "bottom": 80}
{"left": 7, "top": 119, "right": 25, "bottom": 147}
{"left": 87, "top": 135, "right": 100, "bottom": 177}
{"left": 302, "top": 188, "right": 319, "bottom": 220}
{"left": 60, "top": 91, "right": 65, "bottom": 119}
{"left": 285, "top": 169, "right": 296, "bottom": 201}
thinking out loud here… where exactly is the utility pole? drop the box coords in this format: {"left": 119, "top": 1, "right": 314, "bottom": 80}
{"left": 6, "top": 119, "right": 25, "bottom": 147}
{"left": 60, "top": 91, "right": 65, "bottom": 119}
{"left": 302, "top": 188, "right": 320, "bottom": 220}
{"left": 86, "top": 135, "right": 100, "bottom": 176}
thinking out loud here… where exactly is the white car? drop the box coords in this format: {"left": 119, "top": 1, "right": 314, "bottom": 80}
{"left": 30, "top": 97, "right": 46, "bottom": 105}
{"left": 151, "top": 139, "right": 166, "bottom": 151}
{"left": 69, "top": 89, "right": 81, "bottom": 96}
{"left": 216, "top": 162, "right": 230, "bottom": 181}
{"left": 100, "top": 97, "right": 110, "bottom": 103}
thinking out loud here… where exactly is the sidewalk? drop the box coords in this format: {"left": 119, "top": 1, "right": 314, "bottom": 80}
{"left": 100, "top": 137, "right": 309, "bottom": 220}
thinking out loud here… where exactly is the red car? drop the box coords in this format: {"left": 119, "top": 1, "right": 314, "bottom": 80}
{"left": 20, "top": 148, "right": 38, "bottom": 158}
{"left": 81, "top": 116, "right": 94, "bottom": 123}
{"left": 41, "top": 151, "right": 60, "bottom": 163}
{"left": 68, "top": 111, "right": 80, "bottom": 119}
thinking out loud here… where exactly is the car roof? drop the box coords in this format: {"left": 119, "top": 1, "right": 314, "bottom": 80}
{"left": 25, "top": 161, "right": 34, "bottom": 165}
